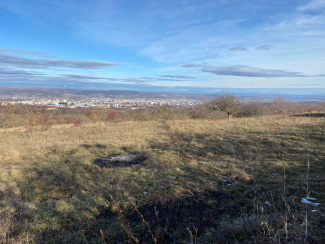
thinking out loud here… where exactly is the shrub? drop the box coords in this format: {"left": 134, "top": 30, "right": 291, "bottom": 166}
{"left": 208, "top": 94, "right": 242, "bottom": 119}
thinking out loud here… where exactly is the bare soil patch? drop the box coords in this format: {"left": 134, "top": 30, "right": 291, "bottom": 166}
{"left": 93, "top": 152, "right": 147, "bottom": 168}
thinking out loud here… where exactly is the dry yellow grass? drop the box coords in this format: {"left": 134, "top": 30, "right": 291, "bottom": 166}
{"left": 2, "top": 115, "right": 322, "bottom": 162}
{"left": 0, "top": 115, "right": 324, "bottom": 243}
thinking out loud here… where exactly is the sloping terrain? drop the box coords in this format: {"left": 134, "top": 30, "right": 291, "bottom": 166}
{"left": 0, "top": 116, "right": 324, "bottom": 243}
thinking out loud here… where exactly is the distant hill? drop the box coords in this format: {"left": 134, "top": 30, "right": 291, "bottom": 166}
{"left": 0, "top": 86, "right": 324, "bottom": 103}
{"left": 0, "top": 87, "right": 213, "bottom": 100}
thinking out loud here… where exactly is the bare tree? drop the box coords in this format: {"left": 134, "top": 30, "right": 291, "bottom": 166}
{"left": 271, "top": 97, "right": 290, "bottom": 115}
{"left": 208, "top": 94, "right": 241, "bottom": 120}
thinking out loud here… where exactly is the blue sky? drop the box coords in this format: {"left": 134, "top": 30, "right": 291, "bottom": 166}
{"left": 0, "top": 0, "right": 324, "bottom": 93}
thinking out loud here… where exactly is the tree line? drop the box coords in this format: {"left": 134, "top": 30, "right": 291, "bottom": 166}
{"left": 0, "top": 95, "right": 323, "bottom": 128}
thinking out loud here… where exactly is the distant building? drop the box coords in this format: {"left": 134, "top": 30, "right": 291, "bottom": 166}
{"left": 58, "top": 99, "right": 68, "bottom": 108}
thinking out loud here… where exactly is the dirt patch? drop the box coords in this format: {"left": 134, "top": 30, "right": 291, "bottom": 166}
{"left": 93, "top": 152, "right": 147, "bottom": 168}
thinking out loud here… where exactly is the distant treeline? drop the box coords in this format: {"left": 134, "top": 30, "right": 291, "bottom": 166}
{"left": 0, "top": 98, "right": 323, "bottom": 128}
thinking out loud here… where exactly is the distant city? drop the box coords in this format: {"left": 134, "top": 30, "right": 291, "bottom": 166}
{"left": 0, "top": 87, "right": 208, "bottom": 109}
{"left": 0, "top": 87, "right": 324, "bottom": 109}
{"left": 1, "top": 97, "right": 202, "bottom": 109}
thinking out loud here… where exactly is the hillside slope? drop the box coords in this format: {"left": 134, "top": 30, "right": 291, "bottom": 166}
{"left": 1, "top": 116, "right": 324, "bottom": 243}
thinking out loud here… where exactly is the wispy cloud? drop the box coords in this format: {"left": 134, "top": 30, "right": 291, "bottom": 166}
{"left": 63, "top": 74, "right": 154, "bottom": 84}
{"left": 121, "top": 78, "right": 152, "bottom": 84}
{"left": 121, "top": 76, "right": 186, "bottom": 84}
{"left": 256, "top": 45, "right": 274, "bottom": 50}
{"left": 0, "top": 53, "right": 118, "bottom": 69}
{"left": 50, "top": 73, "right": 189, "bottom": 84}
{"left": 201, "top": 65, "right": 304, "bottom": 77}
{"left": 0, "top": 48, "right": 52, "bottom": 57}
{"left": 265, "top": 3, "right": 325, "bottom": 34}
{"left": 297, "top": 0, "right": 325, "bottom": 11}
{"left": 228, "top": 47, "right": 248, "bottom": 51}
{"left": 160, "top": 75, "right": 194, "bottom": 79}
{"left": 0, "top": 67, "right": 41, "bottom": 76}
{"left": 182, "top": 64, "right": 206, "bottom": 68}
{"left": 0, "top": 67, "right": 46, "bottom": 83}
{"left": 64, "top": 74, "right": 116, "bottom": 80}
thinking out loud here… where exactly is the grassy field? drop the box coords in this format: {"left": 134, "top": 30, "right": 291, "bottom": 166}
{"left": 0, "top": 115, "right": 324, "bottom": 243}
